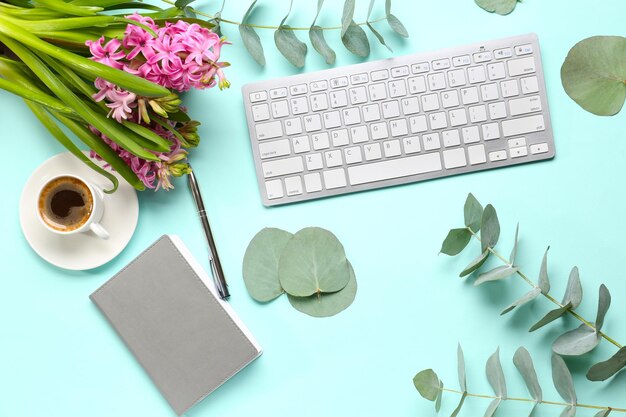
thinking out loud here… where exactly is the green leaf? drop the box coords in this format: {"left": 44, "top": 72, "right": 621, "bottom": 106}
{"left": 513, "top": 347, "right": 542, "bottom": 402}
{"left": 560, "top": 406, "right": 576, "bottom": 417}
{"left": 457, "top": 343, "right": 466, "bottom": 392}
{"left": 475, "top": 0, "right": 518, "bottom": 15}
{"left": 464, "top": 193, "right": 483, "bottom": 232}
{"left": 538, "top": 247, "right": 551, "bottom": 294}
{"left": 174, "top": 0, "right": 193, "bottom": 7}
{"left": 529, "top": 303, "right": 573, "bottom": 332}
{"left": 561, "top": 36, "right": 626, "bottom": 116}
{"left": 596, "top": 284, "right": 611, "bottom": 332}
{"left": 562, "top": 267, "right": 583, "bottom": 309}
{"left": 239, "top": 0, "right": 266, "bottom": 66}
{"left": 342, "top": 21, "right": 370, "bottom": 58}
{"left": 309, "top": 0, "right": 336, "bottom": 64}
{"left": 480, "top": 204, "right": 500, "bottom": 252}
{"left": 587, "top": 346, "right": 626, "bottom": 381}
{"left": 552, "top": 354, "right": 577, "bottom": 404}
{"left": 366, "top": 0, "right": 392, "bottom": 52}
{"left": 275, "top": 25, "right": 308, "bottom": 68}
{"left": 501, "top": 288, "right": 541, "bottom": 315}
{"left": 287, "top": 261, "right": 357, "bottom": 317}
{"left": 594, "top": 409, "right": 612, "bottom": 417}
{"left": 435, "top": 380, "right": 443, "bottom": 412}
{"left": 341, "top": 0, "right": 355, "bottom": 38}
{"left": 440, "top": 228, "right": 471, "bottom": 256}
{"left": 450, "top": 391, "right": 467, "bottom": 417}
{"left": 553, "top": 324, "right": 601, "bottom": 356}
{"left": 484, "top": 399, "right": 501, "bottom": 417}
{"left": 474, "top": 265, "right": 519, "bottom": 286}
{"left": 278, "top": 227, "right": 350, "bottom": 297}
{"left": 486, "top": 347, "right": 507, "bottom": 399}
{"left": 384, "top": 0, "right": 408, "bottom": 37}
{"left": 459, "top": 249, "right": 489, "bottom": 277}
{"left": 509, "top": 223, "right": 519, "bottom": 264}
{"left": 242, "top": 228, "right": 293, "bottom": 302}
{"left": 413, "top": 369, "right": 441, "bottom": 401}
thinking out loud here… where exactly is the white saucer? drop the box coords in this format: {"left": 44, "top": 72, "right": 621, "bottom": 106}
{"left": 20, "top": 152, "right": 139, "bottom": 270}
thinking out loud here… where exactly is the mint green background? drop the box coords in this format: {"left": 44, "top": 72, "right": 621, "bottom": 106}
{"left": 1, "top": 1, "right": 625, "bottom": 416}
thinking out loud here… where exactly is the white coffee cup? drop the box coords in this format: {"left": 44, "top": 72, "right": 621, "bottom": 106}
{"left": 36, "top": 174, "right": 110, "bottom": 240}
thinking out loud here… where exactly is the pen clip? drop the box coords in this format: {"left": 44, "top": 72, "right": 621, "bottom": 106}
{"left": 209, "top": 257, "right": 228, "bottom": 299}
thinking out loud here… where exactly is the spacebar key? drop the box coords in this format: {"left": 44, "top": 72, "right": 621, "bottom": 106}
{"left": 348, "top": 153, "right": 442, "bottom": 185}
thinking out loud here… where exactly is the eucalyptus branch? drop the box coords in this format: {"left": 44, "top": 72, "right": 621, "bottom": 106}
{"left": 440, "top": 194, "right": 626, "bottom": 383}
{"left": 414, "top": 345, "right": 623, "bottom": 417}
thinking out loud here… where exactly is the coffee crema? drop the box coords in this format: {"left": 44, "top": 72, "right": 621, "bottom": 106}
{"left": 38, "top": 176, "right": 93, "bottom": 232}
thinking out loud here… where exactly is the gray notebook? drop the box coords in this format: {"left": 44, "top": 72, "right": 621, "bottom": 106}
{"left": 90, "top": 235, "right": 262, "bottom": 416}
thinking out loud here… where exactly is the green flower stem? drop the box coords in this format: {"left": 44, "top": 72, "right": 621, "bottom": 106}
{"left": 32, "top": 0, "right": 102, "bottom": 17}
{"left": 441, "top": 387, "right": 625, "bottom": 413}
{"left": 0, "top": 77, "right": 76, "bottom": 115}
{"left": 0, "top": 14, "right": 169, "bottom": 97}
{"left": 466, "top": 226, "right": 624, "bottom": 350}
{"left": 8, "top": 16, "right": 158, "bottom": 37}
{"left": 159, "top": 0, "right": 388, "bottom": 31}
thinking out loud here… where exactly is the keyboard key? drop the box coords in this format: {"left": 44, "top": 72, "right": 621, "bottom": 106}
{"left": 330, "top": 90, "right": 348, "bottom": 107}
{"left": 290, "top": 84, "right": 308, "bottom": 95}
{"left": 265, "top": 179, "right": 283, "bottom": 199}
{"left": 422, "top": 133, "right": 441, "bottom": 151}
{"left": 382, "top": 101, "right": 401, "bottom": 118}
{"left": 330, "top": 77, "right": 349, "bottom": 88}
{"left": 342, "top": 108, "right": 361, "bottom": 125}
{"left": 411, "top": 62, "right": 430, "bottom": 74}
{"left": 344, "top": 146, "right": 363, "bottom": 164}
{"left": 521, "top": 76, "right": 539, "bottom": 94}
{"left": 371, "top": 69, "right": 389, "bottom": 81}
{"left": 462, "top": 126, "right": 480, "bottom": 143}
{"left": 323, "top": 110, "right": 341, "bottom": 129}
{"left": 304, "top": 173, "right": 322, "bottom": 192}
{"left": 256, "top": 120, "right": 283, "bottom": 140}
{"left": 312, "top": 132, "right": 330, "bottom": 150}
{"left": 502, "top": 115, "right": 545, "bottom": 137}
{"left": 510, "top": 146, "right": 528, "bottom": 158}
{"left": 271, "top": 100, "right": 289, "bottom": 118}
{"left": 310, "top": 93, "right": 329, "bottom": 111}
{"left": 348, "top": 153, "right": 442, "bottom": 185}
{"left": 259, "top": 139, "right": 290, "bottom": 159}
{"left": 390, "top": 119, "right": 408, "bottom": 137}
{"left": 309, "top": 80, "right": 328, "bottom": 92}
{"left": 325, "top": 149, "right": 343, "bottom": 167}
{"left": 285, "top": 176, "right": 303, "bottom": 196}
{"left": 508, "top": 137, "right": 526, "bottom": 148}
{"left": 383, "top": 140, "right": 402, "bottom": 157}
{"left": 501, "top": 79, "right": 519, "bottom": 98}
{"left": 323, "top": 168, "right": 347, "bottom": 189}
{"left": 408, "top": 76, "right": 427, "bottom": 94}
{"left": 489, "top": 150, "right": 507, "bottom": 162}
{"left": 409, "top": 115, "right": 428, "bottom": 133}
{"left": 443, "top": 148, "right": 466, "bottom": 168}
{"left": 481, "top": 83, "right": 499, "bottom": 101}
{"left": 391, "top": 66, "right": 410, "bottom": 77}
{"left": 262, "top": 156, "right": 303, "bottom": 178}
{"left": 487, "top": 62, "right": 506, "bottom": 80}
{"left": 473, "top": 51, "right": 492, "bottom": 63}
{"left": 461, "top": 86, "right": 480, "bottom": 104}
{"left": 468, "top": 66, "right": 486, "bottom": 84}
{"left": 515, "top": 44, "right": 533, "bottom": 56}
{"left": 428, "top": 72, "right": 446, "bottom": 90}
{"left": 351, "top": 73, "right": 369, "bottom": 84}
{"left": 494, "top": 48, "right": 513, "bottom": 59}
{"left": 364, "top": 143, "right": 382, "bottom": 160}
{"left": 304, "top": 114, "right": 322, "bottom": 132}
{"left": 306, "top": 153, "right": 323, "bottom": 170}
{"left": 403, "top": 136, "right": 421, "bottom": 154}
{"left": 469, "top": 105, "right": 487, "bottom": 123}
{"left": 421, "top": 93, "right": 440, "bottom": 111}
{"left": 449, "top": 108, "right": 468, "bottom": 127}
{"left": 285, "top": 117, "right": 302, "bottom": 135}
{"left": 252, "top": 103, "right": 270, "bottom": 121}
{"left": 351, "top": 126, "right": 369, "bottom": 143}
{"left": 443, "top": 130, "right": 461, "bottom": 147}
{"left": 441, "top": 90, "right": 460, "bottom": 108}
{"left": 448, "top": 69, "right": 467, "bottom": 87}
{"left": 468, "top": 144, "right": 487, "bottom": 164}
{"left": 362, "top": 104, "right": 381, "bottom": 122}
{"left": 489, "top": 102, "right": 507, "bottom": 119}
{"left": 388, "top": 80, "right": 407, "bottom": 98}
{"left": 331, "top": 129, "right": 350, "bottom": 146}
{"left": 482, "top": 122, "right": 500, "bottom": 140}
{"left": 270, "top": 88, "right": 287, "bottom": 99}
{"left": 370, "top": 122, "right": 389, "bottom": 140}
{"left": 429, "top": 112, "right": 448, "bottom": 130}
{"left": 453, "top": 55, "right": 471, "bottom": 66}
{"left": 508, "top": 57, "right": 536, "bottom": 76}
{"left": 249, "top": 91, "right": 267, "bottom": 102}
{"left": 291, "top": 97, "right": 309, "bottom": 114}
{"left": 432, "top": 59, "right": 451, "bottom": 70}
{"left": 509, "top": 95, "right": 542, "bottom": 116}
{"left": 530, "top": 143, "right": 549, "bottom": 154}
{"left": 401, "top": 97, "right": 420, "bottom": 115}
{"left": 349, "top": 86, "right": 368, "bottom": 105}
{"left": 368, "top": 83, "right": 388, "bottom": 101}
{"left": 292, "top": 136, "right": 310, "bottom": 153}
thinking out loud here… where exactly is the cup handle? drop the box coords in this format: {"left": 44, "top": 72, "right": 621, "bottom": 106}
{"left": 90, "top": 222, "right": 110, "bottom": 240}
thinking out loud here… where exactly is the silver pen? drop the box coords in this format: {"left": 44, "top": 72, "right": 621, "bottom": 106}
{"left": 187, "top": 167, "right": 230, "bottom": 299}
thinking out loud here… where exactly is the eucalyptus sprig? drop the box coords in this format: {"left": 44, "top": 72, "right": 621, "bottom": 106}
{"left": 166, "top": 0, "right": 408, "bottom": 67}
{"left": 414, "top": 345, "right": 625, "bottom": 416}
{"left": 475, "top": 0, "right": 521, "bottom": 15}
{"left": 441, "top": 194, "right": 626, "bottom": 382}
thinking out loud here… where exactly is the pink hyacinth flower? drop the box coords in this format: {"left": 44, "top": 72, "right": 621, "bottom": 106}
{"left": 85, "top": 37, "right": 126, "bottom": 69}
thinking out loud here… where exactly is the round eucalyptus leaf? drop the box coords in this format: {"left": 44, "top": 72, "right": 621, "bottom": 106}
{"left": 561, "top": 36, "right": 626, "bottom": 116}
{"left": 475, "top": 0, "right": 518, "bottom": 15}
{"left": 242, "top": 228, "right": 293, "bottom": 302}
{"left": 278, "top": 227, "right": 350, "bottom": 297}
{"left": 287, "top": 262, "right": 357, "bottom": 317}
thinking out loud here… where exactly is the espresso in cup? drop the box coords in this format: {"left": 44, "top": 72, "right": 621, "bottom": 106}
{"left": 38, "top": 176, "right": 94, "bottom": 232}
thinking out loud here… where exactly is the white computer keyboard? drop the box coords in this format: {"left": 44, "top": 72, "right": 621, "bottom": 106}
{"left": 242, "top": 33, "right": 555, "bottom": 206}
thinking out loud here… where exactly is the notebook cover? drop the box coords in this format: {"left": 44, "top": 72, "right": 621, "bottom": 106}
{"left": 90, "top": 235, "right": 262, "bottom": 416}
